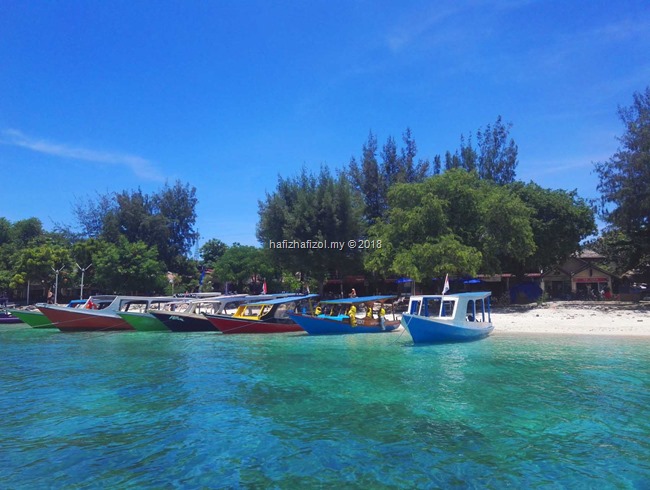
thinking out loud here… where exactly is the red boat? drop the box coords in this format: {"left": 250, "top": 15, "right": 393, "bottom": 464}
{"left": 204, "top": 294, "right": 318, "bottom": 334}
{"left": 38, "top": 295, "right": 174, "bottom": 332}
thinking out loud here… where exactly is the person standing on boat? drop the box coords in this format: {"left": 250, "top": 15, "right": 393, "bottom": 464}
{"left": 379, "top": 305, "right": 386, "bottom": 330}
{"left": 349, "top": 288, "right": 357, "bottom": 298}
{"left": 347, "top": 303, "right": 357, "bottom": 326}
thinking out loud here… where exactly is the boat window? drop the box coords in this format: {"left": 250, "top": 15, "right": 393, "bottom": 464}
{"left": 275, "top": 303, "right": 294, "bottom": 318}
{"left": 409, "top": 300, "right": 421, "bottom": 315}
{"left": 425, "top": 298, "right": 441, "bottom": 317}
{"left": 475, "top": 298, "right": 485, "bottom": 322}
{"left": 466, "top": 300, "right": 476, "bottom": 321}
{"left": 243, "top": 305, "right": 264, "bottom": 317}
{"left": 122, "top": 301, "right": 148, "bottom": 313}
{"left": 440, "top": 300, "right": 455, "bottom": 317}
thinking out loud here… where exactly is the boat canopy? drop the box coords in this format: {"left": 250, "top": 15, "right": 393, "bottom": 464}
{"left": 320, "top": 295, "right": 397, "bottom": 305}
{"left": 244, "top": 294, "right": 319, "bottom": 307}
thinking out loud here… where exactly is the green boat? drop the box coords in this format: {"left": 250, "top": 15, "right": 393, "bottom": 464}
{"left": 117, "top": 311, "right": 170, "bottom": 332}
{"left": 6, "top": 308, "right": 56, "bottom": 328}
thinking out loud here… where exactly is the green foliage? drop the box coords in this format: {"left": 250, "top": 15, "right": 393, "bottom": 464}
{"left": 595, "top": 86, "right": 650, "bottom": 272}
{"left": 200, "top": 238, "right": 228, "bottom": 264}
{"left": 212, "top": 244, "right": 275, "bottom": 293}
{"left": 93, "top": 237, "right": 165, "bottom": 294}
{"left": 476, "top": 115, "right": 518, "bottom": 184}
{"left": 509, "top": 182, "right": 596, "bottom": 272}
{"left": 348, "top": 128, "right": 429, "bottom": 224}
{"left": 257, "top": 166, "right": 364, "bottom": 287}
{"left": 366, "top": 170, "right": 537, "bottom": 282}
{"left": 73, "top": 180, "right": 198, "bottom": 272}
{"left": 11, "top": 241, "right": 71, "bottom": 289}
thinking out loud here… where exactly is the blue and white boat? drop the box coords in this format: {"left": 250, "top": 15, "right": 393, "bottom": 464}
{"left": 288, "top": 295, "right": 400, "bottom": 335}
{"left": 401, "top": 292, "right": 494, "bottom": 344}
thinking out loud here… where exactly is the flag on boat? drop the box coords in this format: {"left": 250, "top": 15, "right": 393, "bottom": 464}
{"left": 442, "top": 274, "right": 450, "bottom": 295}
{"left": 262, "top": 281, "right": 267, "bottom": 294}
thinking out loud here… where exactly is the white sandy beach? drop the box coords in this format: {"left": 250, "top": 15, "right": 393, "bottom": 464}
{"left": 491, "top": 301, "right": 650, "bottom": 336}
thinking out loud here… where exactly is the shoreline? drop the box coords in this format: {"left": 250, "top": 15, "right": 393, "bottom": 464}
{"left": 491, "top": 300, "right": 650, "bottom": 337}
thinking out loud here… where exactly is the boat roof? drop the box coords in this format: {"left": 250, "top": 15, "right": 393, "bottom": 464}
{"left": 244, "top": 294, "right": 319, "bottom": 306}
{"left": 320, "top": 295, "right": 397, "bottom": 305}
{"left": 410, "top": 292, "right": 491, "bottom": 300}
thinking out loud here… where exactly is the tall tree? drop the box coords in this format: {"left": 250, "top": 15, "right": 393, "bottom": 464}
{"left": 349, "top": 132, "right": 384, "bottom": 223}
{"left": 509, "top": 182, "right": 596, "bottom": 273}
{"left": 476, "top": 115, "right": 518, "bottom": 184}
{"left": 257, "top": 166, "right": 364, "bottom": 291}
{"left": 595, "top": 86, "right": 650, "bottom": 272}
{"left": 398, "top": 127, "right": 429, "bottom": 183}
{"left": 200, "top": 238, "right": 228, "bottom": 265}
{"left": 93, "top": 237, "right": 165, "bottom": 294}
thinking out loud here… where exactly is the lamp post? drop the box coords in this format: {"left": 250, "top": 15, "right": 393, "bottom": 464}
{"left": 75, "top": 262, "right": 92, "bottom": 299}
{"left": 51, "top": 265, "right": 65, "bottom": 305}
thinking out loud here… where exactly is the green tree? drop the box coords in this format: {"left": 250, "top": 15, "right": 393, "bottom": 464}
{"left": 510, "top": 182, "right": 596, "bottom": 273}
{"left": 212, "top": 244, "right": 275, "bottom": 293}
{"left": 349, "top": 131, "right": 384, "bottom": 223}
{"left": 365, "top": 170, "right": 537, "bottom": 285}
{"left": 11, "top": 241, "right": 71, "bottom": 302}
{"left": 477, "top": 115, "right": 518, "bottom": 184}
{"left": 93, "top": 237, "right": 165, "bottom": 294}
{"left": 595, "top": 86, "right": 650, "bottom": 272}
{"left": 257, "top": 166, "right": 364, "bottom": 291}
{"left": 200, "top": 238, "right": 228, "bottom": 264}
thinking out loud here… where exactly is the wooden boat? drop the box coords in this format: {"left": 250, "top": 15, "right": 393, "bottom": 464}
{"left": 400, "top": 292, "right": 494, "bottom": 344}
{"left": 7, "top": 299, "right": 89, "bottom": 329}
{"left": 38, "top": 296, "right": 175, "bottom": 332}
{"left": 204, "top": 294, "right": 319, "bottom": 334}
{"left": 148, "top": 294, "right": 252, "bottom": 332}
{"left": 287, "top": 295, "right": 400, "bottom": 335}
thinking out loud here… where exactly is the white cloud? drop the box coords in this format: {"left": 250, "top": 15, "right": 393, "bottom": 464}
{"left": 1, "top": 129, "right": 164, "bottom": 182}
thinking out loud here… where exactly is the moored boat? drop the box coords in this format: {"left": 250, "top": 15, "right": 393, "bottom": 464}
{"left": 400, "top": 292, "right": 494, "bottom": 344}
{"left": 204, "top": 294, "right": 319, "bottom": 334}
{"left": 288, "top": 295, "right": 400, "bottom": 335}
{"left": 7, "top": 299, "right": 89, "bottom": 329}
{"left": 38, "top": 296, "right": 175, "bottom": 332}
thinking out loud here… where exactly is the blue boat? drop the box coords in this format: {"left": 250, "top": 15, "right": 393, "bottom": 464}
{"left": 288, "top": 295, "right": 400, "bottom": 335}
{"left": 401, "top": 292, "right": 494, "bottom": 344}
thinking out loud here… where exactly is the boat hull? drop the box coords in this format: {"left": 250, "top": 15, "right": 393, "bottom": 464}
{"left": 288, "top": 313, "right": 400, "bottom": 335}
{"left": 204, "top": 314, "right": 304, "bottom": 334}
{"left": 0, "top": 312, "right": 23, "bottom": 325}
{"left": 117, "top": 312, "right": 169, "bottom": 332}
{"left": 5, "top": 309, "right": 54, "bottom": 328}
{"left": 149, "top": 312, "right": 217, "bottom": 332}
{"left": 401, "top": 314, "right": 493, "bottom": 344}
{"left": 38, "top": 306, "right": 133, "bottom": 332}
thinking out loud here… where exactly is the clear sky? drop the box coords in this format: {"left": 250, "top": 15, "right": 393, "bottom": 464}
{"left": 1, "top": 1, "right": 649, "bottom": 248}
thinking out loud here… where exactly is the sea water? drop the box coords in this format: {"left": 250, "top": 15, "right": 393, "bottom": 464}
{"left": 1, "top": 325, "right": 649, "bottom": 489}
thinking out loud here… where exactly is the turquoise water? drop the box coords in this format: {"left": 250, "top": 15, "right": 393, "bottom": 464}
{"left": 1, "top": 325, "right": 649, "bottom": 489}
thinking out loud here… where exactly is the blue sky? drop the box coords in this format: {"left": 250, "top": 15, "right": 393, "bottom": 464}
{"left": 2, "top": 1, "right": 649, "bottom": 248}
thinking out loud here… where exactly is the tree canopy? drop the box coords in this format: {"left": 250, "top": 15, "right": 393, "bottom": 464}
{"left": 595, "top": 86, "right": 650, "bottom": 272}
{"left": 257, "top": 166, "right": 364, "bottom": 289}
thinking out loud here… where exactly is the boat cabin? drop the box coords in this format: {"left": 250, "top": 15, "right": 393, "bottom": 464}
{"left": 407, "top": 292, "right": 492, "bottom": 323}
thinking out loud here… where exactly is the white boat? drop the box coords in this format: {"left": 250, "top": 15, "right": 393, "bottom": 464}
{"left": 401, "top": 292, "right": 494, "bottom": 344}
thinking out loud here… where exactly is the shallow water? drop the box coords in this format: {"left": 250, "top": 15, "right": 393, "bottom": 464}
{"left": 1, "top": 325, "right": 649, "bottom": 488}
